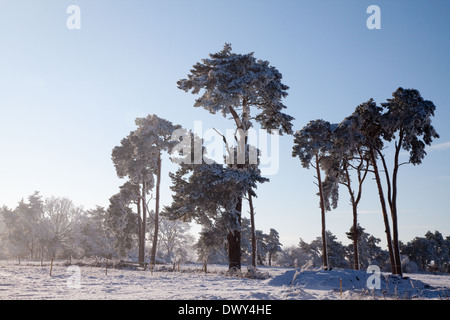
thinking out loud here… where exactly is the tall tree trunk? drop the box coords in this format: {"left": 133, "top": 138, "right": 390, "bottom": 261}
{"left": 150, "top": 153, "right": 162, "bottom": 267}
{"left": 248, "top": 191, "right": 256, "bottom": 268}
{"left": 370, "top": 148, "right": 396, "bottom": 274}
{"left": 228, "top": 197, "right": 242, "bottom": 270}
{"left": 141, "top": 180, "right": 147, "bottom": 264}
{"left": 315, "top": 154, "right": 328, "bottom": 270}
{"left": 377, "top": 137, "right": 403, "bottom": 276}
{"left": 137, "top": 200, "right": 143, "bottom": 264}
{"left": 351, "top": 203, "right": 359, "bottom": 270}
{"left": 391, "top": 135, "right": 404, "bottom": 276}
{"left": 344, "top": 165, "right": 359, "bottom": 270}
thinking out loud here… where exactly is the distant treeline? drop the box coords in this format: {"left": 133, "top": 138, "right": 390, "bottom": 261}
{"left": 274, "top": 227, "right": 450, "bottom": 273}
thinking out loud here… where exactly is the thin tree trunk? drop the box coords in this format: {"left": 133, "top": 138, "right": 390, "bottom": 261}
{"left": 343, "top": 165, "right": 359, "bottom": 270}
{"left": 370, "top": 148, "right": 396, "bottom": 274}
{"left": 391, "top": 133, "right": 404, "bottom": 276}
{"left": 141, "top": 180, "right": 147, "bottom": 264}
{"left": 315, "top": 154, "right": 328, "bottom": 270}
{"left": 351, "top": 203, "right": 359, "bottom": 270}
{"left": 150, "top": 153, "right": 162, "bottom": 267}
{"left": 137, "top": 200, "right": 143, "bottom": 264}
{"left": 377, "top": 137, "right": 403, "bottom": 276}
{"left": 347, "top": 184, "right": 359, "bottom": 270}
{"left": 248, "top": 191, "right": 256, "bottom": 268}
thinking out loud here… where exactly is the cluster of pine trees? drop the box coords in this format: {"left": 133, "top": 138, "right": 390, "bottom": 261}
{"left": 276, "top": 229, "right": 450, "bottom": 274}
{"left": 292, "top": 89, "right": 439, "bottom": 276}
{"left": 0, "top": 44, "right": 441, "bottom": 276}
{"left": 166, "top": 44, "right": 439, "bottom": 275}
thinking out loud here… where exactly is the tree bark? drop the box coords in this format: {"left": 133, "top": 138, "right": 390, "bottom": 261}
{"left": 225, "top": 102, "right": 249, "bottom": 271}
{"left": 390, "top": 132, "right": 404, "bottom": 276}
{"left": 228, "top": 197, "right": 242, "bottom": 270}
{"left": 315, "top": 154, "right": 328, "bottom": 270}
{"left": 150, "top": 153, "right": 162, "bottom": 267}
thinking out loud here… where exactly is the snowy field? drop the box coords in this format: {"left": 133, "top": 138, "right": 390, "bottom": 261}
{"left": 0, "top": 260, "right": 449, "bottom": 300}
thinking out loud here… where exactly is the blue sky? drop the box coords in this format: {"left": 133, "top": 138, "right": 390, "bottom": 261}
{"left": 0, "top": 0, "right": 449, "bottom": 248}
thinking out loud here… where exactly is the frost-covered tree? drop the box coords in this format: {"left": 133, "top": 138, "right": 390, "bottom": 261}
{"left": 112, "top": 132, "right": 153, "bottom": 262}
{"left": 322, "top": 118, "right": 371, "bottom": 270}
{"left": 1, "top": 205, "right": 28, "bottom": 260}
{"left": 1, "top": 193, "right": 109, "bottom": 261}
{"left": 158, "top": 217, "right": 195, "bottom": 264}
{"left": 196, "top": 224, "right": 228, "bottom": 269}
{"left": 177, "top": 43, "right": 294, "bottom": 135}
{"left": 75, "top": 206, "right": 116, "bottom": 259}
{"left": 177, "top": 43, "right": 294, "bottom": 269}
{"left": 134, "top": 114, "right": 181, "bottom": 268}
{"left": 0, "top": 192, "right": 46, "bottom": 260}
{"left": 43, "top": 196, "right": 83, "bottom": 259}
{"left": 106, "top": 183, "right": 139, "bottom": 258}
{"left": 0, "top": 209, "right": 7, "bottom": 259}
{"left": 342, "top": 99, "right": 397, "bottom": 274}
{"left": 266, "top": 228, "right": 282, "bottom": 266}
{"left": 240, "top": 218, "right": 268, "bottom": 266}
{"left": 292, "top": 119, "right": 337, "bottom": 270}
{"left": 402, "top": 231, "right": 450, "bottom": 272}
{"left": 275, "top": 244, "right": 311, "bottom": 268}
{"left": 378, "top": 88, "right": 439, "bottom": 276}
{"left": 344, "top": 88, "right": 439, "bottom": 276}
{"left": 345, "top": 224, "right": 389, "bottom": 270}
{"left": 299, "top": 231, "right": 349, "bottom": 269}
{"left": 111, "top": 114, "right": 180, "bottom": 265}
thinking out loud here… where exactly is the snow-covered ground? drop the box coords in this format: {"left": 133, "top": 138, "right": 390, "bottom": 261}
{"left": 0, "top": 260, "right": 449, "bottom": 300}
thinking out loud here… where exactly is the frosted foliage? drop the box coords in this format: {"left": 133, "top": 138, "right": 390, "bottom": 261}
{"left": 381, "top": 88, "right": 439, "bottom": 165}
{"left": 339, "top": 99, "right": 384, "bottom": 150}
{"left": 177, "top": 43, "right": 294, "bottom": 135}
{"left": 106, "top": 184, "right": 137, "bottom": 257}
{"left": 166, "top": 160, "right": 267, "bottom": 231}
{"left": 292, "top": 119, "right": 336, "bottom": 169}
{"left": 112, "top": 114, "right": 180, "bottom": 187}
{"left": 134, "top": 114, "right": 181, "bottom": 153}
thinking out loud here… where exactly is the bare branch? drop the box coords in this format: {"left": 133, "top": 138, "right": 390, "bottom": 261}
{"left": 213, "top": 127, "right": 233, "bottom": 159}
{"left": 398, "top": 161, "right": 410, "bottom": 167}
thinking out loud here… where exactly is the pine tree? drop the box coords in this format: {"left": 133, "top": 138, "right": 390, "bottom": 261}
{"left": 342, "top": 99, "right": 397, "bottom": 274}
{"left": 292, "top": 119, "right": 337, "bottom": 270}
{"left": 134, "top": 114, "right": 181, "bottom": 268}
{"left": 177, "top": 43, "right": 293, "bottom": 269}
{"left": 112, "top": 131, "right": 154, "bottom": 263}
{"left": 106, "top": 183, "right": 139, "bottom": 258}
{"left": 111, "top": 114, "right": 180, "bottom": 265}
{"left": 266, "top": 228, "right": 282, "bottom": 266}
{"left": 322, "top": 117, "right": 370, "bottom": 270}
{"left": 378, "top": 88, "right": 439, "bottom": 276}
